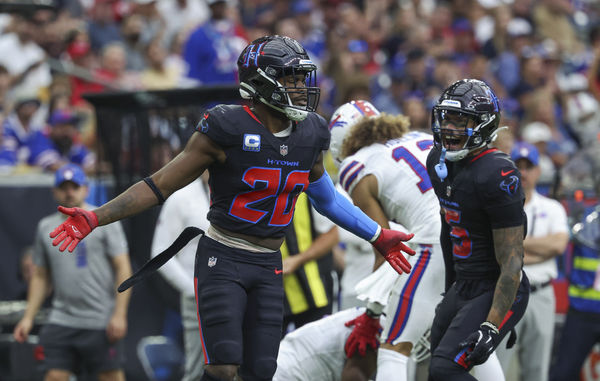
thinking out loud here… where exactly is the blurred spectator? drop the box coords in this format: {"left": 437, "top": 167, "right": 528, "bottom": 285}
{"left": 0, "top": 90, "right": 44, "bottom": 169}
{"left": 12, "top": 163, "right": 131, "bottom": 381}
{"left": 120, "top": 14, "right": 147, "bottom": 71}
{"left": 490, "top": 17, "right": 534, "bottom": 94}
{"left": 157, "top": 0, "right": 208, "bottom": 47}
{"left": 130, "top": 0, "right": 166, "bottom": 48}
{"left": 496, "top": 142, "right": 569, "bottom": 381}
{"left": 563, "top": 88, "right": 600, "bottom": 148}
{"left": 183, "top": 0, "right": 247, "bottom": 84}
{"left": 27, "top": 110, "right": 96, "bottom": 172}
{"left": 521, "top": 121, "right": 557, "bottom": 189}
{"left": 512, "top": 47, "right": 547, "bottom": 106}
{"left": 403, "top": 96, "right": 429, "bottom": 132}
{"left": 533, "top": 0, "right": 583, "bottom": 55}
{"left": 151, "top": 177, "right": 210, "bottom": 381}
{"left": 140, "top": 38, "right": 183, "bottom": 89}
{"left": 87, "top": 0, "right": 122, "bottom": 53}
{"left": 95, "top": 42, "right": 142, "bottom": 90}
{"left": 0, "top": 13, "right": 51, "bottom": 97}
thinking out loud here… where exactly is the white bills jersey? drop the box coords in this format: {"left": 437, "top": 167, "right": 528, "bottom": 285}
{"left": 339, "top": 131, "right": 445, "bottom": 346}
{"left": 337, "top": 131, "right": 440, "bottom": 244}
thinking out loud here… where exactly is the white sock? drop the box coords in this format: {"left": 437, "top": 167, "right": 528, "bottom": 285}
{"left": 376, "top": 348, "right": 408, "bottom": 381}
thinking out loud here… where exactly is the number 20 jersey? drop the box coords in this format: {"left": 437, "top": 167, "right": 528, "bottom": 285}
{"left": 196, "top": 104, "right": 330, "bottom": 239}
{"left": 337, "top": 131, "right": 440, "bottom": 244}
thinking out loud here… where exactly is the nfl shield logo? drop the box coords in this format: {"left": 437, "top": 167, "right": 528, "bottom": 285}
{"left": 208, "top": 256, "right": 217, "bottom": 267}
{"left": 280, "top": 145, "right": 288, "bottom": 156}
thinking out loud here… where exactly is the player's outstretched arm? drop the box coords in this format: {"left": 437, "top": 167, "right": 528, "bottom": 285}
{"left": 306, "top": 154, "right": 415, "bottom": 274}
{"left": 50, "top": 132, "right": 223, "bottom": 252}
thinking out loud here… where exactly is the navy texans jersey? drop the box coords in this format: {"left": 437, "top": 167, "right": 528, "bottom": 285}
{"left": 426, "top": 146, "right": 526, "bottom": 280}
{"left": 196, "top": 104, "right": 330, "bottom": 239}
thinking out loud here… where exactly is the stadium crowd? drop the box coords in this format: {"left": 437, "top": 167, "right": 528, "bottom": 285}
{"left": 2, "top": 0, "right": 600, "bottom": 380}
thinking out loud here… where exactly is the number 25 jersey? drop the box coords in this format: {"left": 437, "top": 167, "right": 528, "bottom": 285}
{"left": 426, "top": 146, "right": 526, "bottom": 280}
{"left": 197, "top": 104, "right": 330, "bottom": 239}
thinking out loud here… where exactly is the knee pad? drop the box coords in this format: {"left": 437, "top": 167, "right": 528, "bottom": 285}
{"left": 429, "top": 356, "right": 470, "bottom": 381}
{"left": 239, "top": 357, "right": 277, "bottom": 381}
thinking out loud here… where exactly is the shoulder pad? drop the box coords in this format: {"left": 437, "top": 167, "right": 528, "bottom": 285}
{"left": 196, "top": 104, "right": 244, "bottom": 147}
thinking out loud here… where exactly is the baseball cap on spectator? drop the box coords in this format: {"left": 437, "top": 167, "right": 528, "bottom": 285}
{"left": 14, "top": 88, "right": 41, "bottom": 108}
{"left": 507, "top": 18, "right": 533, "bottom": 37}
{"left": 511, "top": 141, "right": 539, "bottom": 166}
{"left": 49, "top": 110, "right": 80, "bottom": 127}
{"left": 55, "top": 164, "right": 87, "bottom": 187}
{"left": 206, "top": 0, "right": 226, "bottom": 5}
{"left": 521, "top": 122, "right": 552, "bottom": 144}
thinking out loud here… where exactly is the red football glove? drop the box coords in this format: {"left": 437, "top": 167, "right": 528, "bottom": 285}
{"left": 372, "top": 228, "right": 416, "bottom": 274}
{"left": 49, "top": 206, "right": 98, "bottom": 252}
{"left": 344, "top": 312, "right": 382, "bottom": 358}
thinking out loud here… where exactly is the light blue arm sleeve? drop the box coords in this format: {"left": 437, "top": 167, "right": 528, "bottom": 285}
{"left": 305, "top": 171, "right": 380, "bottom": 242}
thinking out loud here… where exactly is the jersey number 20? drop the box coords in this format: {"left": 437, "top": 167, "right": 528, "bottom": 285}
{"left": 229, "top": 167, "right": 310, "bottom": 226}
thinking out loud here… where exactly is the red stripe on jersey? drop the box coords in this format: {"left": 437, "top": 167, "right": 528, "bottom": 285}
{"left": 470, "top": 148, "right": 498, "bottom": 163}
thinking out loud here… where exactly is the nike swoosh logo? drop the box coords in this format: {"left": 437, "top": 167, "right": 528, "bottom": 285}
{"left": 501, "top": 170, "right": 514, "bottom": 176}
{"left": 274, "top": 269, "right": 283, "bottom": 275}
{"left": 203, "top": 113, "right": 209, "bottom": 119}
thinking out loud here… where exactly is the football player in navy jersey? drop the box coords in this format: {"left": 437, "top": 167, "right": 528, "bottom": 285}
{"left": 425, "top": 79, "right": 530, "bottom": 381}
{"left": 47, "top": 35, "right": 416, "bottom": 381}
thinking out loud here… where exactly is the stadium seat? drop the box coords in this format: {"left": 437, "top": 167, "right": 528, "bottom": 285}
{"left": 137, "top": 335, "right": 184, "bottom": 381}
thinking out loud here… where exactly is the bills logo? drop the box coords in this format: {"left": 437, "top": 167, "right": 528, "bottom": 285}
{"left": 499, "top": 175, "right": 519, "bottom": 195}
{"left": 208, "top": 256, "right": 217, "bottom": 267}
{"left": 243, "top": 134, "right": 261, "bottom": 152}
{"left": 280, "top": 144, "right": 288, "bottom": 156}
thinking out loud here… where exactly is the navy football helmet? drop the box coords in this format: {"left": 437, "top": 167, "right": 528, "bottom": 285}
{"left": 431, "top": 79, "right": 501, "bottom": 161}
{"left": 237, "top": 35, "right": 320, "bottom": 121}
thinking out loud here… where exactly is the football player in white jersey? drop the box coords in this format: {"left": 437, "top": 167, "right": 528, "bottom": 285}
{"left": 274, "top": 308, "right": 505, "bottom": 381}
{"left": 329, "top": 100, "right": 445, "bottom": 381}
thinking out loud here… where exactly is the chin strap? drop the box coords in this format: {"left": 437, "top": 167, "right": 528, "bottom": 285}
{"left": 435, "top": 147, "right": 448, "bottom": 181}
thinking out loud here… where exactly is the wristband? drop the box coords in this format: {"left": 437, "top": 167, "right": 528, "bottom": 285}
{"left": 143, "top": 177, "right": 166, "bottom": 204}
{"left": 481, "top": 321, "right": 499, "bottom": 335}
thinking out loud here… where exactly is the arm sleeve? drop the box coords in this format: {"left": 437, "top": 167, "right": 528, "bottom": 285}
{"left": 305, "top": 171, "right": 380, "bottom": 242}
{"left": 440, "top": 214, "right": 455, "bottom": 292}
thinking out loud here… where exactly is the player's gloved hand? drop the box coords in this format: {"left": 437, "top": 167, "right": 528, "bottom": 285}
{"left": 458, "top": 321, "right": 499, "bottom": 366}
{"left": 49, "top": 206, "right": 98, "bottom": 252}
{"left": 344, "top": 310, "right": 382, "bottom": 358}
{"left": 372, "top": 228, "right": 416, "bottom": 274}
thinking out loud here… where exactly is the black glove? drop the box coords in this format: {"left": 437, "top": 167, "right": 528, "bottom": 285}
{"left": 458, "top": 321, "right": 499, "bottom": 366}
